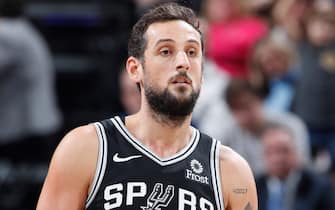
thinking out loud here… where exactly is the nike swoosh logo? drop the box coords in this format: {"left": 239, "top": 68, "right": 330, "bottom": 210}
{"left": 113, "top": 153, "right": 142, "bottom": 162}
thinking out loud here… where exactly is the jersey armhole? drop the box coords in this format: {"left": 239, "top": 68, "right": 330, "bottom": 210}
{"left": 85, "top": 122, "right": 108, "bottom": 209}
{"left": 210, "top": 139, "right": 225, "bottom": 210}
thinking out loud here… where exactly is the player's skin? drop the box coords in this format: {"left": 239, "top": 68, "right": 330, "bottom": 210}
{"left": 37, "top": 20, "right": 257, "bottom": 210}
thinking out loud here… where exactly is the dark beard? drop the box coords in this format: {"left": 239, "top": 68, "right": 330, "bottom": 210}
{"left": 144, "top": 83, "right": 199, "bottom": 126}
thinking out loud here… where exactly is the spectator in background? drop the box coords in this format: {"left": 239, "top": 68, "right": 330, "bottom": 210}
{"left": 192, "top": 59, "right": 234, "bottom": 136}
{"left": 193, "top": 0, "right": 268, "bottom": 135}
{"left": 272, "top": 0, "right": 314, "bottom": 42}
{"left": 119, "top": 68, "right": 141, "bottom": 116}
{"left": 293, "top": 3, "right": 335, "bottom": 173}
{"left": 256, "top": 122, "right": 335, "bottom": 210}
{"left": 0, "top": 0, "right": 61, "bottom": 209}
{"left": 220, "top": 79, "right": 310, "bottom": 176}
{"left": 0, "top": 0, "right": 61, "bottom": 159}
{"left": 204, "top": 0, "right": 268, "bottom": 78}
{"left": 249, "top": 31, "right": 298, "bottom": 112}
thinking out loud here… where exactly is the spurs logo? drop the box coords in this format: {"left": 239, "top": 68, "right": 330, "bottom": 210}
{"left": 103, "top": 182, "right": 215, "bottom": 209}
{"left": 141, "top": 183, "right": 174, "bottom": 210}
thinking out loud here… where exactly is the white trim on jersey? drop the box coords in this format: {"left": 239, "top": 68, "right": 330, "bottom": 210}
{"left": 86, "top": 122, "right": 108, "bottom": 208}
{"left": 110, "top": 116, "right": 200, "bottom": 166}
{"left": 210, "top": 139, "right": 225, "bottom": 210}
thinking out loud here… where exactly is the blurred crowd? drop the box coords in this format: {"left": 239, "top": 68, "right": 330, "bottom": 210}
{"left": 0, "top": 0, "right": 335, "bottom": 209}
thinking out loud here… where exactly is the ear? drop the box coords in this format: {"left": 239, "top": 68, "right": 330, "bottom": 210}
{"left": 126, "top": 56, "right": 143, "bottom": 84}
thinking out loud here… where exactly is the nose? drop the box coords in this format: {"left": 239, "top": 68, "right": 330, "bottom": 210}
{"left": 175, "top": 51, "right": 190, "bottom": 72}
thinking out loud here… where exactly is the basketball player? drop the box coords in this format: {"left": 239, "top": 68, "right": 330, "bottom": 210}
{"left": 37, "top": 3, "right": 257, "bottom": 210}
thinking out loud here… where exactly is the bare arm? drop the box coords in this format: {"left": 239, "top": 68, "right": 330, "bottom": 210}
{"left": 219, "top": 145, "right": 258, "bottom": 210}
{"left": 37, "top": 125, "right": 99, "bottom": 210}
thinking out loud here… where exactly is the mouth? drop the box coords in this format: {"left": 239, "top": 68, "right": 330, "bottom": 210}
{"left": 170, "top": 75, "right": 192, "bottom": 85}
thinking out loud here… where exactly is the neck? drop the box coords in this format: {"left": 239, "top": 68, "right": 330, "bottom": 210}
{"left": 125, "top": 109, "right": 193, "bottom": 159}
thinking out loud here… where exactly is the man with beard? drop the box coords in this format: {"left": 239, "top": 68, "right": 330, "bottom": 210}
{"left": 37, "top": 3, "right": 257, "bottom": 210}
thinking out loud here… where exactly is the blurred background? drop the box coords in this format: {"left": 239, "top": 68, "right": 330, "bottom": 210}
{"left": 0, "top": 0, "right": 335, "bottom": 209}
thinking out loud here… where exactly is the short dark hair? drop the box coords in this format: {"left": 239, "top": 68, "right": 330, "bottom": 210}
{"left": 261, "top": 121, "right": 295, "bottom": 141}
{"left": 128, "top": 2, "right": 202, "bottom": 59}
{"left": 225, "top": 79, "right": 264, "bottom": 108}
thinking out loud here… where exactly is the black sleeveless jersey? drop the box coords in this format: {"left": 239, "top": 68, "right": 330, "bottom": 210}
{"left": 85, "top": 116, "right": 224, "bottom": 210}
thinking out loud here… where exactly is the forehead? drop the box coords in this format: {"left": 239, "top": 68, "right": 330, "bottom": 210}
{"left": 144, "top": 20, "right": 201, "bottom": 47}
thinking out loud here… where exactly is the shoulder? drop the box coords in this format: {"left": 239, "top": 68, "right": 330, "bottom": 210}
{"left": 218, "top": 145, "right": 258, "bottom": 210}
{"left": 55, "top": 123, "right": 98, "bottom": 158}
{"left": 37, "top": 124, "right": 100, "bottom": 210}
{"left": 57, "top": 124, "right": 98, "bottom": 155}
{"left": 218, "top": 145, "right": 253, "bottom": 177}
{"left": 49, "top": 124, "right": 99, "bottom": 185}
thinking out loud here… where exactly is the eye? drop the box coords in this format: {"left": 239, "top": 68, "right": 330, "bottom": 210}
{"left": 187, "top": 48, "right": 197, "bottom": 57}
{"left": 159, "top": 48, "right": 171, "bottom": 56}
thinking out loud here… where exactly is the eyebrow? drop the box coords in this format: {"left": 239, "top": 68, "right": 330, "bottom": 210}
{"left": 154, "top": 38, "right": 201, "bottom": 47}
